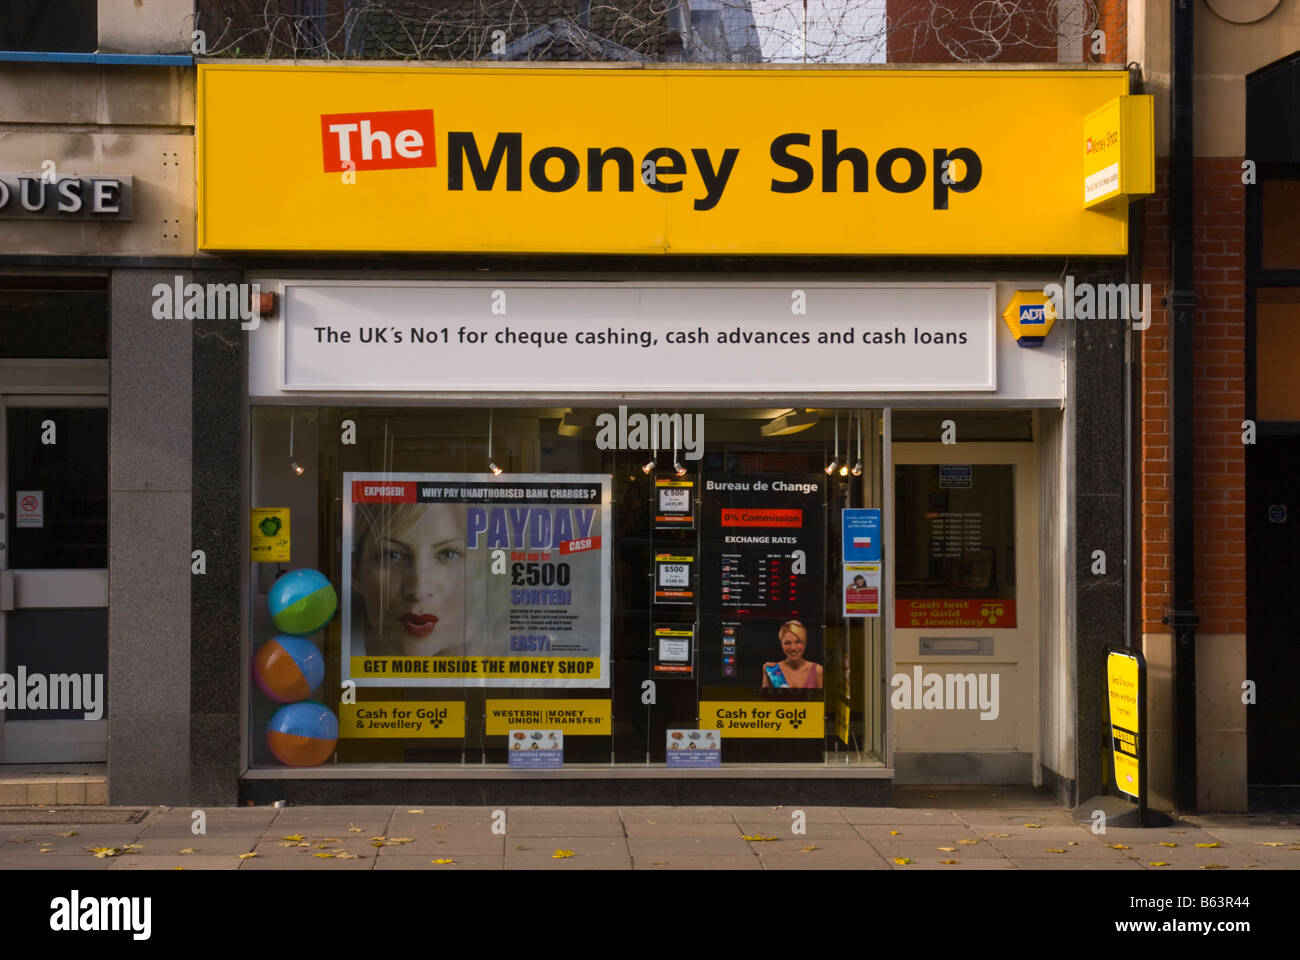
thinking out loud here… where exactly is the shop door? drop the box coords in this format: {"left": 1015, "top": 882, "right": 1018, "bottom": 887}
{"left": 0, "top": 398, "right": 108, "bottom": 763}
{"left": 891, "top": 441, "right": 1038, "bottom": 783}
{"left": 1246, "top": 430, "right": 1300, "bottom": 784}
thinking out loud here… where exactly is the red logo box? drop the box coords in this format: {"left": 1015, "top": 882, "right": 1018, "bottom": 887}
{"left": 321, "top": 109, "right": 436, "bottom": 172}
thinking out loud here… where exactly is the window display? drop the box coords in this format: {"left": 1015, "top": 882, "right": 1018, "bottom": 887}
{"left": 247, "top": 406, "right": 886, "bottom": 771}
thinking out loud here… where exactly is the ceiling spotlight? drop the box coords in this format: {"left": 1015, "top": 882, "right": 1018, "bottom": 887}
{"left": 674, "top": 460, "right": 687, "bottom": 477}
{"left": 288, "top": 415, "right": 305, "bottom": 476}
{"left": 838, "top": 461, "right": 849, "bottom": 477}
{"left": 851, "top": 459, "right": 863, "bottom": 477}
{"left": 488, "top": 459, "right": 503, "bottom": 476}
{"left": 641, "top": 457, "right": 657, "bottom": 474}
{"left": 824, "top": 459, "right": 839, "bottom": 476}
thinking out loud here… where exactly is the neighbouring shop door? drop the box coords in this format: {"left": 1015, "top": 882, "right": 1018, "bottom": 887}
{"left": 0, "top": 397, "right": 108, "bottom": 762}
{"left": 891, "top": 439, "right": 1039, "bottom": 783}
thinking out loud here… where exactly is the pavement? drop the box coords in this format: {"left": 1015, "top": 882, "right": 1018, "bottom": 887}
{"left": 1, "top": 787, "right": 1297, "bottom": 870}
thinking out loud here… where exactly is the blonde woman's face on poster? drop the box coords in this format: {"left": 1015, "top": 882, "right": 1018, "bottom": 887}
{"left": 356, "top": 504, "right": 467, "bottom": 656}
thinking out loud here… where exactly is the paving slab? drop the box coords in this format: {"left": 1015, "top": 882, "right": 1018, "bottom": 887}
{"left": 504, "top": 854, "right": 633, "bottom": 869}
{"left": 109, "top": 855, "right": 242, "bottom": 870}
{"left": 1009, "top": 857, "right": 1145, "bottom": 870}
{"left": 378, "top": 836, "right": 507, "bottom": 856}
{"left": 238, "top": 854, "right": 375, "bottom": 870}
{"left": 854, "top": 823, "right": 1007, "bottom": 841}
{"left": 375, "top": 854, "right": 504, "bottom": 870}
{"left": 634, "top": 855, "right": 762, "bottom": 870}
{"left": 624, "top": 821, "right": 740, "bottom": 838}
{"left": 626, "top": 837, "right": 756, "bottom": 857}
{"left": 869, "top": 839, "right": 1007, "bottom": 860}
{"left": 618, "top": 806, "right": 743, "bottom": 822}
{"left": 0, "top": 856, "right": 113, "bottom": 870}
{"left": 734, "top": 821, "right": 860, "bottom": 840}
{"left": 986, "top": 838, "right": 1129, "bottom": 859}
{"left": 839, "top": 809, "right": 966, "bottom": 825}
{"left": 889, "top": 857, "right": 1018, "bottom": 870}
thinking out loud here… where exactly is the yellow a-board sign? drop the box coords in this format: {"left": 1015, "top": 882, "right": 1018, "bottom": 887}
{"left": 340, "top": 701, "right": 466, "bottom": 738}
{"left": 1083, "top": 95, "right": 1155, "bottom": 208}
{"left": 198, "top": 66, "right": 1137, "bottom": 256}
{"left": 700, "top": 701, "right": 824, "bottom": 738}
{"left": 1107, "top": 650, "right": 1141, "bottom": 799}
{"left": 484, "top": 699, "right": 611, "bottom": 735}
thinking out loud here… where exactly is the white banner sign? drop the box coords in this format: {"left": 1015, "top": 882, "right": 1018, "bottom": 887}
{"left": 278, "top": 282, "right": 997, "bottom": 393}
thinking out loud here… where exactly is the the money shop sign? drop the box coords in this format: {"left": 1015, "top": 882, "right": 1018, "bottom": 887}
{"left": 198, "top": 66, "right": 1135, "bottom": 256}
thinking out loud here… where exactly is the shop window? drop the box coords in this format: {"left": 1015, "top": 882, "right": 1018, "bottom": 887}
{"left": 0, "top": 287, "right": 108, "bottom": 359}
{"left": 1261, "top": 180, "right": 1300, "bottom": 270}
{"left": 0, "top": 1, "right": 96, "bottom": 53}
{"left": 247, "top": 406, "right": 886, "bottom": 771}
{"left": 1256, "top": 288, "right": 1300, "bottom": 421}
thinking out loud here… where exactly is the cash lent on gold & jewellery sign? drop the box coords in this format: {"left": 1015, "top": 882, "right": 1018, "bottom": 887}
{"left": 198, "top": 66, "right": 1139, "bottom": 256}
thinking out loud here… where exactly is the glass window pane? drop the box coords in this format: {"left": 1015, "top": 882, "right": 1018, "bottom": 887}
{"left": 7, "top": 407, "right": 107, "bottom": 569}
{"left": 1262, "top": 180, "right": 1300, "bottom": 270}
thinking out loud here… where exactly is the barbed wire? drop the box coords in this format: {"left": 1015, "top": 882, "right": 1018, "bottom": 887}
{"left": 192, "top": 1, "right": 1104, "bottom": 65}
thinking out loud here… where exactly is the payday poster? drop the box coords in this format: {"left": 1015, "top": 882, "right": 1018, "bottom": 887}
{"left": 342, "top": 472, "right": 611, "bottom": 687}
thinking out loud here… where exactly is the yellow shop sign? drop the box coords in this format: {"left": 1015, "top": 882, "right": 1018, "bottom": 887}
{"left": 198, "top": 65, "right": 1139, "bottom": 256}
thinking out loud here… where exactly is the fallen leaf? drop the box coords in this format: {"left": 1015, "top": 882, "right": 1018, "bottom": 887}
{"left": 937, "top": 847, "right": 957, "bottom": 852}
{"left": 1256, "top": 842, "right": 1286, "bottom": 847}
{"left": 313, "top": 852, "right": 335, "bottom": 858}
{"left": 1201, "top": 864, "right": 1228, "bottom": 870}
{"left": 1045, "top": 848, "right": 1066, "bottom": 854}
{"left": 1194, "top": 842, "right": 1220, "bottom": 848}
{"left": 53, "top": 831, "right": 77, "bottom": 837}
{"left": 179, "top": 848, "right": 199, "bottom": 854}
{"left": 956, "top": 839, "right": 979, "bottom": 845}
{"left": 1107, "top": 843, "right": 1131, "bottom": 850}
{"left": 742, "top": 835, "right": 780, "bottom": 842}
{"left": 89, "top": 847, "right": 120, "bottom": 858}
{"left": 431, "top": 858, "right": 455, "bottom": 864}
{"left": 652, "top": 860, "right": 667, "bottom": 865}
{"left": 1159, "top": 842, "right": 1178, "bottom": 848}
{"left": 1149, "top": 861, "right": 1170, "bottom": 867}
{"left": 371, "top": 836, "right": 387, "bottom": 842}
{"left": 38, "top": 848, "right": 52, "bottom": 854}
{"left": 552, "top": 849, "right": 575, "bottom": 859}
{"left": 433, "top": 824, "right": 447, "bottom": 831}
{"left": 801, "top": 845, "right": 818, "bottom": 853}
{"left": 889, "top": 830, "right": 901, "bottom": 836}
{"left": 348, "top": 824, "right": 362, "bottom": 833}
{"left": 893, "top": 857, "right": 913, "bottom": 865}
{"left": 927, "top": 794, "right": 938, "bottom": 799}
{"left": 989, "top": 833, "right": 1011, "bottom": 838}
{"left": 646, "top": 820, "right": 656, "bottom": 825}
{"left": 1289, "top": 846, "right": 1300, "bottom": 851}
{"left": 390, "top": 837, "right": 414, "bottom": 843}
{"left": 336, "top": 853, "right": 361, "bottom": 860}
{"left": 295, "top": 842, "right": 309, "bottom": 848}
{"left": 515, "top": 845, "right": 528, "bottom": 850}
{"left": 237, "top": 852, "right": 258, "bottom": 860}
{"left": 281, "top": 835, "right": 304, "bottom": 841}
{"left": 1068, "top": 841, "right": 1080, "bottom": 846}
{"left": 939, "top": 859, "right": 959, "bottom": 864}
{"left": 1025, "top": 824, "right": 1042, "bottom": 829}
{"left": 174, "top": 866, "right": 184, "bottom": 870}
{"left": 277, "top": 841, "right": 297, "bottom": 848}
{"left": 322, "top": 837, "right": 341, "bottom": 843}
{"left": 407, "top": 809, "right": 424, "bottom": 814}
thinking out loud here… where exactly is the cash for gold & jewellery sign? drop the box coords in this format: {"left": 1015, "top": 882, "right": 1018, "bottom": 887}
{"left": 198, "top": 66, "right": 1145, "bottom": 255}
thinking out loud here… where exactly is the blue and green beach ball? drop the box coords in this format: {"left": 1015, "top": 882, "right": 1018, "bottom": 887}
{"left": 268, "top": 568, "right": 337, "bottom": 637}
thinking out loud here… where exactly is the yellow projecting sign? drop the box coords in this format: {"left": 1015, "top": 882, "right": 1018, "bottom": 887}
{"left": 198, "top": 65, "right": 1136, "bottom": 255}
{"left": 1083, "top": 95, "right": 1155, "bottom": 208}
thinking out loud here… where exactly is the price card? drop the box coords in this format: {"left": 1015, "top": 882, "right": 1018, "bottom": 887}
{"left": 655, "top": 478, "right": 695, "bottom": 529}
{"left": 654, "top": 552, "right": 695, "bottom": 604}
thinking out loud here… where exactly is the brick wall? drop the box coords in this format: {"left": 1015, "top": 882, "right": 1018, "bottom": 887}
{"left": 1140, "top": 158, "right": 1247, "bottom": 636}
{"left": 885, "top": 0, "right": 1126, "bottom": 63}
